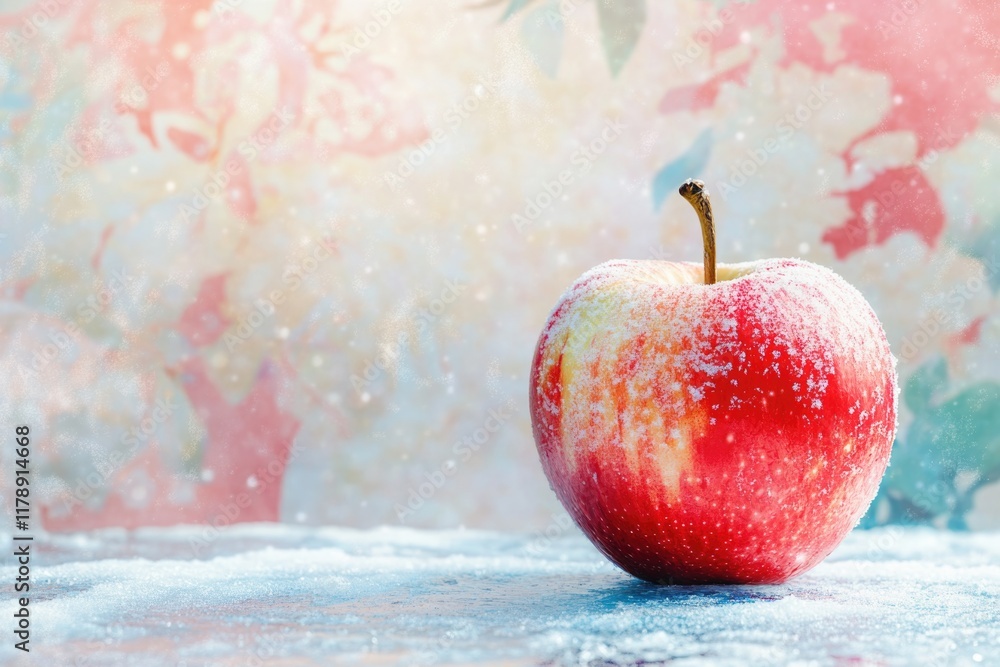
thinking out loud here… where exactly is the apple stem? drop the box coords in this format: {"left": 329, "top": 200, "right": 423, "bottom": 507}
{"left": 679, "top": 179, "right": 716, "bottom": 285}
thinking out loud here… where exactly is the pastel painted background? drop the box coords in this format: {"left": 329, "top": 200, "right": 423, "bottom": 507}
{"left": 1, "top": 0, "right": 998, "bottom": 536}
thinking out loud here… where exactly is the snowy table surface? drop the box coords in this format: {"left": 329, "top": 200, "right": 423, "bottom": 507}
{"left": 0, "top": 526, "right": 997, "bottom": 667}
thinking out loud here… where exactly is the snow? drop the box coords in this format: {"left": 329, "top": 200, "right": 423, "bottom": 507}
{"left": 1, "top": 526, "right": 998, "bottom": 666}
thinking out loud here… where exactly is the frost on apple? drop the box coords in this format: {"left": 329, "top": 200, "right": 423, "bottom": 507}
{"left": 530, "top": 256, "right": 897, "bottom": 584}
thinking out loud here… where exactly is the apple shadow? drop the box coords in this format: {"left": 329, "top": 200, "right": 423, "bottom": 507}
{"left": 578, "top": 577, "right": 789, "bottom": 613}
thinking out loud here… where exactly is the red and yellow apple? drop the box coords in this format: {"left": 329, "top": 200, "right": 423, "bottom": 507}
{"left": 529, "top": 180, "right": 897, "bottom": 584}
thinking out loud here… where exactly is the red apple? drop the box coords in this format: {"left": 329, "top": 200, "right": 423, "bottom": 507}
{"left": 529, "top": 180, "right": 897, "bottom": 584}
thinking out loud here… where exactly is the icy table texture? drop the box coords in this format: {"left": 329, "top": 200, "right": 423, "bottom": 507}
{"left": 0, "top": 526, "right": 997, "bottom": 666}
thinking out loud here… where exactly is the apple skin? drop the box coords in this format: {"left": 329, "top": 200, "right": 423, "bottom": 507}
{"left": 529, "top": 258, "right": 897, "bottom": 584}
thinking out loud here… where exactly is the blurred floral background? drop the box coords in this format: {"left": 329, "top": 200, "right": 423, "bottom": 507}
{"left": 0, "top": 0, "right": 998, "bottom": 534}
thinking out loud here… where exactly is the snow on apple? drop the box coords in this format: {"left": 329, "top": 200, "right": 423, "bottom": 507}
{"left": 529, "top": 180, "right": 898, "bottom": 584}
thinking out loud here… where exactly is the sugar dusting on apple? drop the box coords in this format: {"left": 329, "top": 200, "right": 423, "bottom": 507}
{"left": 529, "top": 179, "right": 898, "bottom": 585}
